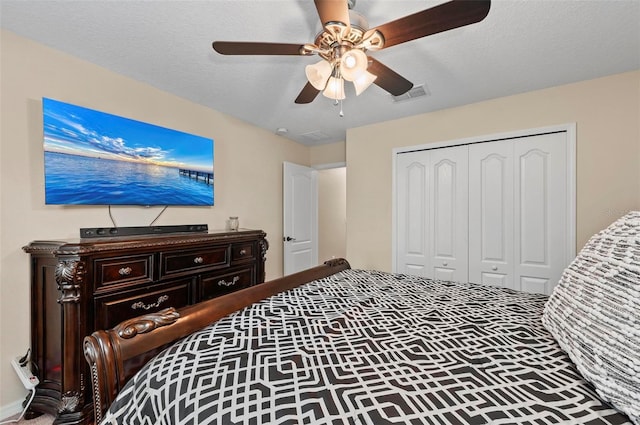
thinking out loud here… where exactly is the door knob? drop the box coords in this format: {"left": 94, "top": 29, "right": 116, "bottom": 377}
{"left": 284, "top": 236, "right": 296, "bottom": 241}
{"left": 492, "top": 265, "right": 498, "bottom": 271}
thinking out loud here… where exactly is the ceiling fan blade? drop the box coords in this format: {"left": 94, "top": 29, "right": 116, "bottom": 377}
{"left": 314, "top": 0, "right": 350, "bottom": 27}
{"left": 368, "top": 58, "right": 413, "bottom": 96}
{"left": 295, "top": 82, "right": 321, "bottom": 104}
{"left": 212, "top": 41, "right": 307, "bottom": 55}
{"left": 371, "top": 0, "right": 491, "bottom": 49}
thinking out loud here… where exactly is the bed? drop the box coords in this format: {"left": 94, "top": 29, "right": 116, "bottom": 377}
{"left": 84, "top": 212, "right": 640, "bottom": 425}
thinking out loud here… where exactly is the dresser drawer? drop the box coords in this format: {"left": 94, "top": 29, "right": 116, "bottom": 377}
{"left": 231, "top": 243, "right": 255, "bottom": 262}
{"left": 200, "top": 267, "right": 254, "bottom": 301}
{"left": 161, "top": 246, "right": 229, "bottom": 277}
{"left": 95, "top": 254, "right": 154, "bottom": 288}
{"left": 95, "top": 280, "right": 192, "bottom": 329}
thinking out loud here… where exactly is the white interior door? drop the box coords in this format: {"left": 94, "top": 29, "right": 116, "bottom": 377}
{"left": 396, "top": 151, "right": 430, "bottom": 276}
{"left": 428, "top": 146, "right": 469, "bottom": 282}
{"left": 283, "top": 162, "right": 318, "bottom": 275}
{"left": 468, "top": 140, "right": 515, "bottom": 288}
{"left": 395, "top": 147, "right": 468, "bottom": 281}
{"left": 394, "top": 126, "right": 574, "bottom": 295}
{"left": 513, "top": 132, "right": 568, "bottom": 294}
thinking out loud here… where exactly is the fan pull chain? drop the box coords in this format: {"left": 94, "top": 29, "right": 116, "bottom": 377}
{"left": 332, "top": 98, "right": 344, "bottom": 117}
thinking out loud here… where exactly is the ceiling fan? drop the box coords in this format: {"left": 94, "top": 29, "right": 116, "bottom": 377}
{"left": 212, "top": 0, "right": 491, "bottom": 105}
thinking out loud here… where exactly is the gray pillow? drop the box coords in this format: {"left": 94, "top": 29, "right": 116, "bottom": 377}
{"left": 542, "top": 211, "right": 640, "bottom": 423}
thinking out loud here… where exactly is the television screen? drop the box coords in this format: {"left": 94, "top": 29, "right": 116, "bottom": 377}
{"left": 42, "top": 98, "right": 214, "bottom": 206}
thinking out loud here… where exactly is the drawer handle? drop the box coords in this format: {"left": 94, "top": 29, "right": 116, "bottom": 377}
{"left": 118, "top": 267, "right": 132, "bottom": 276}
{"left": 193, "top": 256, "right": 204, "bottom": 264}
{"left": 131, "top": 295, "right": 169, "bottom": 311}
{"left": 239, "top": 249, "right": 247, "bottom": 256}
{"left": 218, "top": 276, "right": 240, "bottom": 287}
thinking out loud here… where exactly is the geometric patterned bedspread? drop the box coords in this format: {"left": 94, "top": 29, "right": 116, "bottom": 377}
{"left": 102, "top": 269, "right": 631, "bottom": 425}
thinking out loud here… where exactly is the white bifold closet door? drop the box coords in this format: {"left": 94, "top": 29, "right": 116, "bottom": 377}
{"left": 468, "top": 133, "right": 568, "bottom": 294}
{"left": 396, "top": 132, "right": 569, "bottom": 295}
{"left": 396, "top": 145, "right": 468, "bottom": 282}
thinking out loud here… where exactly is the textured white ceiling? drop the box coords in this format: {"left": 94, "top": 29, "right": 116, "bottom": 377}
{"left": 1, "top": 0, "right": 639, "bottom": 145}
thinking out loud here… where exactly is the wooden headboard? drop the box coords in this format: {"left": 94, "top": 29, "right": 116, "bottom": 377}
{"left": 83, "top": 258, "right": 351, "bottom": 423}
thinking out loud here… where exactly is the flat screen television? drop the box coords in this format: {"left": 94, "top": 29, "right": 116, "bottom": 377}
{"left": 42, "top": 98, "right": 214, "bottom": 206}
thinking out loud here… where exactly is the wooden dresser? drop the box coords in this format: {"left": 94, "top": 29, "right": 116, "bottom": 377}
{"left": 22, "top": 229, "right": 268, "bottom": 424}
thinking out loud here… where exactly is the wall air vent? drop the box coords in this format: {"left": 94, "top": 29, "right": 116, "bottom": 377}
{"left": 391, "top": 84, "right": 430, "bottom": 103}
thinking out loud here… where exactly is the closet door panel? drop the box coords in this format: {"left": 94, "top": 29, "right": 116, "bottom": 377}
{"left": 396, "top": 151, "right": 430, "bottom": 276}
{"left": 468, "top": 140, "right": 514, "bottom": 288}
{"left": 514, "top": 132, "right": 567, "bottom": 294}
{"left": 429, "top": 146, "right": 468, "bottom": 282}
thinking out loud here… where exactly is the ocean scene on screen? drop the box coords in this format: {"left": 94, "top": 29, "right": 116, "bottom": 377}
{"left": 42, "top": 98, "right": 214, "bottom": 206}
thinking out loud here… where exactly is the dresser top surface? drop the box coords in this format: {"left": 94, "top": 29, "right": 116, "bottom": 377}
{"left": 23, "top": 229, "right": 266, "bottom": 255}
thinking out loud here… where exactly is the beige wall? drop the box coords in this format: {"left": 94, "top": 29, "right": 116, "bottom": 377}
{"left": 310, "top": 141, "right": 346, "bottom": 166}
{"left": 0, "top": 30, "right": 310, "bottom": 410}
{"left": 311, "top": 142, "right": 347, "bottom": 264}
{"left": 346, "top": 70, "right": 640, "bottom": 271}
{"left": 318, "top": 168, "right": 347, "bottom": 262}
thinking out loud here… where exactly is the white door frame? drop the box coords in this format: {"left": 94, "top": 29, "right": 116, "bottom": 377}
{"left": 391, "top": 123, "right": 576, "bottom": 274}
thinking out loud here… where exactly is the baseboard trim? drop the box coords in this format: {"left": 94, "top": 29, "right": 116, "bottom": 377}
{"left": 0, "top": 398, "right": 26, "bottom": 421}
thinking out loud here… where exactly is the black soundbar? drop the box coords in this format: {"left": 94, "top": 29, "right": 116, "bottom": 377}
{"left": 80, "top": 224, "right": 209, "bottom": 238}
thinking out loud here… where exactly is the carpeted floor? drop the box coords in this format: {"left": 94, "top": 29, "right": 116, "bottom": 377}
{"left": 1, "top": 413, "right": 54, "bottom": 425}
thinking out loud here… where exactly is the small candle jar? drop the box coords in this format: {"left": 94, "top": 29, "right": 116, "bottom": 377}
{"left": 228, "top": 216, "right": 239, "bottom": 231}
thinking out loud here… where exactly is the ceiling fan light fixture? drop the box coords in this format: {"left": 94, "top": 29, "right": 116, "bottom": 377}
{"left": 212, "top": 0, "right": 492, "bottom": 106}
{"left": 340, "top": 49, "right": 368, "bottom": 81}
{"left": 305, "top": 60, "right": 333, "bottom": 90}
{"left": 322, "top": 76, "right": 345, "bottom": 100}
{"left": 353, "top": 70, "right": 377, "bottom": 96}
{"left": 358, "top": 29, "right": 385, "bottom": 51}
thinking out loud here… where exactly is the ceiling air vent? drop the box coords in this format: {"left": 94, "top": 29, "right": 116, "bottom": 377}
{"left": 300, "top": 130, "right": 331, "bottom": 143}
{"left": 391, "top": 84, "right": 430, "bottom": 103}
